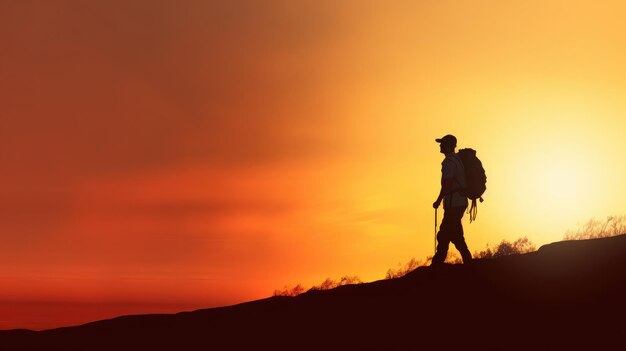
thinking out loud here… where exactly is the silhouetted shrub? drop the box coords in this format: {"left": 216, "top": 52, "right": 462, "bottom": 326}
{"left": 338, "top": 275, "right": 362, "bottom": 285}
{"left": 312, "top": 278, "right": 336, "bottom": 291}
{"left": 385, "top": 258, "right": 427, "bottom": 279}
{"left": 273, "top": 284, "right": 305, "bottom": 297}
{"left": 309, "top": 275, "right": 363, "bottom": 291}
{"left": 445, "top": 252, "right": 462, "bottom": 264}
{"left": 474, "top": 237, "right": 536, "bottom": 259}
{"left": 273, "top": 276, "right": 362, "bottom": 296}
{"left": 564, "top": 215, "right": 626, "bottom": 240}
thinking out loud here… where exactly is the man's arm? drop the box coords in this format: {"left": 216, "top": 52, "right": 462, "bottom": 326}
{"left": 433, "top": 177, "right": 455, "bottom": 209}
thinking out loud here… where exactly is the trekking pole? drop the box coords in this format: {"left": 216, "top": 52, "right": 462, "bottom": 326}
{"left": 434, "top": 208, "right": 438, "bottom": 256}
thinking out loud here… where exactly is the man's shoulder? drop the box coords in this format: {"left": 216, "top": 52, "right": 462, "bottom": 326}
{"left": 445, "top": 154, "right": 463, "bottom": 165}
{"left": 442, "top": 154, "right": 454, "bottom": 162}
{"left": 442, "top": 154, "right": 457, "bottom": 165}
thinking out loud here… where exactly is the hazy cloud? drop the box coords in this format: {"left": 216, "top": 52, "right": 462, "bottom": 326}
{"left": 0, "top": 1, "right": 346, "bottom": 179}
{"left": 0, "top": 1, "right": 350, "bottom": 241}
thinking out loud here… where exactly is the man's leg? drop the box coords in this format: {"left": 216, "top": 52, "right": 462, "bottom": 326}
{"left": 452, "top": 236, "right": 472, "bottom": 263}
{"left": 448, "top": 206, "right": 472, "bottom": 263}
{"left": 432, "top": 232, "right": 451, "bottom": 265}
{"left": 431, "top": 209, "right": 454, "bottom": 265}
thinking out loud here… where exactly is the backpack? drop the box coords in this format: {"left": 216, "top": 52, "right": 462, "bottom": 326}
{"left": 456, "top": 148, "right": 486, "bottom": 222}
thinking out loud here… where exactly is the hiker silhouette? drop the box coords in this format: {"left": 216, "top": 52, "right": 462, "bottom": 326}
{"left": 432, "top": 134, "right": 472, "bottom": 265}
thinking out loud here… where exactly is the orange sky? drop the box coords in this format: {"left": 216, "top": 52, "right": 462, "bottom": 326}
{"left": 1, "top": 0, "right": 626, "bottom": 329}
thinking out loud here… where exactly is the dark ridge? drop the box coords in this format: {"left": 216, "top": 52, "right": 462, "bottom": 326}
{"left": 1, "top": 235, "right": 625, "bottom": 350}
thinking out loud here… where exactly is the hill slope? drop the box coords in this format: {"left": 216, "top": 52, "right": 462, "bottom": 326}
{"left": 1, "top": 235, "right": 626, "bottom": 350}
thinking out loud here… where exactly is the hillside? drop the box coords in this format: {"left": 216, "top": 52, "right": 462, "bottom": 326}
{"left": 1, "top": 235, "right": 625, "bottom": 350}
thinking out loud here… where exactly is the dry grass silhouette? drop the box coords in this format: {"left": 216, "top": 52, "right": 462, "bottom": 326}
{"left": 386, "top": 257, "right": 429, "bottom": 279}
{"left": 471, "top": 237, "right": 536, "bottom": 260}
{"left": 564, "top": 215, "right": 626, "bottom": 240}
{"left": 309, "top": 275, "right": 362, "bottom": 291}
{"left": 273, "top": 276, "right": 363, "bottom": 297}
{"left": 273, "top": 284, "right": 306, "bottom": 297}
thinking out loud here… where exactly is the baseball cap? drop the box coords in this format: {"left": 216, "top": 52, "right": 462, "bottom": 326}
{"left": 435, "top": 134, "right": 457, "bottom": 146}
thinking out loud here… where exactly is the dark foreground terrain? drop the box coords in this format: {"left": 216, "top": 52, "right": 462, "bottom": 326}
{"left": 2, "top": 235, "right": 626, "bottom": 350}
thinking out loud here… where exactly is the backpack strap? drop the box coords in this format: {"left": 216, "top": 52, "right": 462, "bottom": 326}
{"left": 443, "top": 155, "right": 463, "bottom": 209}
{"left": 450, "top": 154, "right": 466, "bottom": 190}
{"left": 467, "top": 196, "right": 484, "bottom": 223}
{"left": 450, "top": 154, "right": 478, "bottom": 221}
{"left": 468, "top": 199, "right": 477, "bottom": 223}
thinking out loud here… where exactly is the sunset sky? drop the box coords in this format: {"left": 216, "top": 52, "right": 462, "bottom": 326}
{"left": 2, "top": 0, "right": 626, "bottom": 329}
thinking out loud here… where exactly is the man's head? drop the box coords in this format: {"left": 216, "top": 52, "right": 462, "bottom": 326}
{"left": 435, "top": 134, "right": 457, "bottom": 155}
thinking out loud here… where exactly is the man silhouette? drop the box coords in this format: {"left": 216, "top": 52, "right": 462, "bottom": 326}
{"left": 432, "top": 134, "right": 472, "bottom": 265}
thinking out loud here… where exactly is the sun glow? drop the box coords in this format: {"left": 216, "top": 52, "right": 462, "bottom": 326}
{"left": 488, "top": 96, "right": 619, "bottom": 244}
{"left": 524, "top": 151, "right": 598, "bottom": 212}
